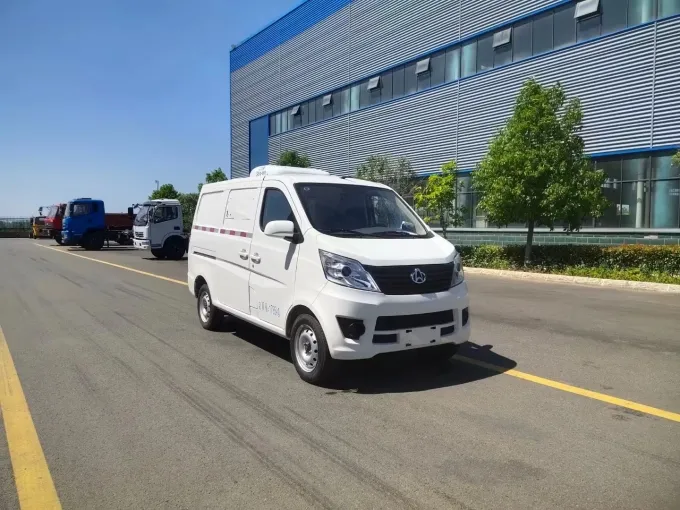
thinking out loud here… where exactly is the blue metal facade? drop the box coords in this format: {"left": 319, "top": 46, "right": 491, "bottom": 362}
{"left": 230, "top": 0, "right": 680, "bottom": 230}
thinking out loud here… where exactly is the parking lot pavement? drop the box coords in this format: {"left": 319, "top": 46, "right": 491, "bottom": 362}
{"left": 1, "top": 238, "right": 679, "bottom": 509}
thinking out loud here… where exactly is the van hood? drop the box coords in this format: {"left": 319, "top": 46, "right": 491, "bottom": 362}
{"left": 315, "top": 232, "right": 456, "bottom": 266}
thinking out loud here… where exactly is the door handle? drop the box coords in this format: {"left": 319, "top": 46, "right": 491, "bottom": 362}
{"left": 239, "top": 249, "right": 249, "bottom": 260}
{"left": 251, "top": 254, "right": 261, "bottom": 264}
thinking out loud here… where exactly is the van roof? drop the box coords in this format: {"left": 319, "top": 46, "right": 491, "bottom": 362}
{"left": 199, "top": 165, "right": 390, "bottom": 193}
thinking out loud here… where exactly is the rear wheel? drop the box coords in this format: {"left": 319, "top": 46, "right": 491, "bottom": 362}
{"left": 197, "top": 284, "right": 222, "bottom": 330}
{"left": 290, "top": 314, "right": 337, "bottom": 385}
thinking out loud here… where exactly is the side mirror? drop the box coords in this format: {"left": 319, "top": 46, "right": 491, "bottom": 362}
{"left": 401, "top": 221, "right": 416, "bottom": 233}
{"left": 264, "top": 220, "right": 295, "bottom": 239}
{"left": 127, "top": 207, "right": 134, "bottom": 218}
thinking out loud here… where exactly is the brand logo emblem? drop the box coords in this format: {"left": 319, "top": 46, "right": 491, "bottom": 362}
{"left": 410, "top": 268, "right": 427, "bottom": 284}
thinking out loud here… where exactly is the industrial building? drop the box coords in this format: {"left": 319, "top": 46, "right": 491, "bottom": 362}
{"left": 230, "top": 0, "right": 680, "bottom": 243}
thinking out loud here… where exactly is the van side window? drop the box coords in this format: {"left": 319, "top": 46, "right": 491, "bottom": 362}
{"left": 260, "top": 189, "right": 294, "bottom": 230}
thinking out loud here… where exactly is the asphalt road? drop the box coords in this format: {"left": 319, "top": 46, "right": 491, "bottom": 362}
{"left": 0, "top": 238, "right": 678, "bottom": 509}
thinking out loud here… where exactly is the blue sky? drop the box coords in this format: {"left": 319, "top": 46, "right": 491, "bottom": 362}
{"left": 0, "top": 0, "right": 299, "bottom": 216}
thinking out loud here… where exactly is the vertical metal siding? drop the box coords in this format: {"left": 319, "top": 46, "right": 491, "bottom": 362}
{"left": 652, "top": 17, "right": 680, "bottom": 146}
{"left": 349, "top": 0, "right": 460, "bottom": 80}
{"left": 457, "top": 27, "right": 655, "bottom": 168}
{"left": 460, "top": 0, "right": 558, "bottom": 38}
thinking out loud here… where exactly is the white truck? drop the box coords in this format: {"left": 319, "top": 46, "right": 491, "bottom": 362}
{"left": 131, "top": 199, "right": 188, "bottom": 260}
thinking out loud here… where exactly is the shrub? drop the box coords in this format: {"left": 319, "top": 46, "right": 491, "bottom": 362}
{"left": 457, "top": 244, "right": 680, "bottom": 283}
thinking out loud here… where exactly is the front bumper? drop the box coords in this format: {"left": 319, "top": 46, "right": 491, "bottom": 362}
{"left": 134, "top": 239, "right": 150, "bottom": 249}
{"left": 312, "top": 282, "right": 471, "bottom": 360}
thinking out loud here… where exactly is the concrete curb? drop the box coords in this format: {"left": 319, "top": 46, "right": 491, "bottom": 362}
{"left": 465, "top": 267, "right": 680, "bottom": 294}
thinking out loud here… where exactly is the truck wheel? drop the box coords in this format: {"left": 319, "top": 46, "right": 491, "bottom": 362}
{"left": 290, "top": 314, "right": 337, "bottom": 385}
{"left": 197, "top": 284, "right": 223, "bottom": 330}
{"left": 165, "top": 237, "right": 185, "bottom": 260}
{"left": 151, "top": 248, "right": 166, "bottom": 259}
{"left": 54, "top": 234, "right": 63, "bottom": 245}
{"left": 83, "top": 232, "right": 104, "bottom": 251}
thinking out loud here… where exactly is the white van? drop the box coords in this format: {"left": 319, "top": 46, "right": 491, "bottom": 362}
{"left": 188, "top": 165, "right": 470, "bottom": 384}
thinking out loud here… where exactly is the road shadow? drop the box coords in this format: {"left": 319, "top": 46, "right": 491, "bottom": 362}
{"left": 225, "top": 319, "right": 516, "bottom": 393}
{"left": 66, "top": 246, "right": 136, "bottom": 252}
{"left": 142, "top": 256, "right": 188, "bottom": 261}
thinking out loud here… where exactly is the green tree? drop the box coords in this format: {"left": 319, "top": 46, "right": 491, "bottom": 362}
{"left": 672, "top": 150, "right": 680, "bottom": 169}
{"left": 178, "top": 192, "right": 198, "bottom": 232}
{"left": 414, "top": 161, "right": 466, "bottom": 238}
{"left": 276, "top": 150, "right": 311, "bottom": 168}
{"left": 355, "top": 155, "right": 417, "bottom": 198}
{"left": 149, "top": 183, "right": 180, "bottom": 200}
{"left": 198, "top": 167, "right": 228, "bottom": 192}
{"left": 473, "top": 78, "right": 607, "bottom": 265}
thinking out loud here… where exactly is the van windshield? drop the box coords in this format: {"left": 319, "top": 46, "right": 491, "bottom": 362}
{"left": 294, "top": 183, "right": 431, "bottom": 238}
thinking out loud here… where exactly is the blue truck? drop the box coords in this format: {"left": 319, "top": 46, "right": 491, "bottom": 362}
{"left": 61, "top": 198, "right": 134, "bottom": 250}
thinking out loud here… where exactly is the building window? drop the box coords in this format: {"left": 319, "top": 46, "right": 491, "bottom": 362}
{"left": 308, "top": 99, "right": 316, "bottom": 124}
{"left": 513, "top": 20, "right": 533, "bottom": 61}
{"left": 404, "top": 61, "right": 417, "bottom": 94}
{"left": 601, "top": 0, "right": 627, "bottom": 33}
{"left": 350, "top": 84, "right": 360, "bottom": 112}
{"left": 381, "top": 70, "right": 393, "bottom": 102}
{"left": 533, "top": 11, "right": 554, "bottom": 55}
{"left": 430, "top": 51, "right": 446, "bottom": 87}
{"left": 461, "top": 41, "right": 476, "bottom": 77}
{"left": 445, "top": 47, "right": 460, "bottom": 82}
{"left": 659, "top": 0, "right": 680, "bottom": 16}
{"left": 368, "top": 76, "right": 382, "bottom": 104}
{"left": 367, "top": 76, "right": 380, "bottom": 90}
{"left": 322, "top": 94, "right": 332, "bottom": 106}
{"left": 415, "top": 57, "right": 430, "bottom": 75}
{"left": 493, "top": 30, "right": 512, "bottom": 67}
{"left": 554, "top": 3, "right": 576, "bottom": 49}
{"left": 493, "top": 28, "right": 512, "bottom": 48}
{"left": 359, "top": 79, "right": 370, "bottom": 108}
{"left": 477, "top": 34, "right": 494, "bottom": 72}
{"left": 628, "top": 0, "right": 655, "bottom": 25}
{"left": 575, "top": 0, "right": 600, "bottom": 19}
{"left": 339, "top": 87, "right": 350, "bottom": 115}
{"left": 392, "top": 65, "right": 405, "bottom": 98}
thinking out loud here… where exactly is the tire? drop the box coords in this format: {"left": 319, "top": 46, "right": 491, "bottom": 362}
{"left": 197, "top": 284, "right": 223, "bottom": 331}
{"left": 165, "top": 236, "right": 186, "bottom": 260}
{"left": 151, "top": 248, "right": 166, "bottom": 259}
{"left": 419, "top": 343, "right": 458, "bottom": 365}
{"left": 290, "top": 314, "right": 337, "bottom": 385}
{"left": 54, "top": 234, "right": 63, "bottom": 245}
{"left": 83, "top": 232, "right": 104, "bottom": 251}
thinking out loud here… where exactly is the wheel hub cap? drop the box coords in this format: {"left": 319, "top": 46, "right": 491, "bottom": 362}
{"left": 295, "top": 327, "right": 318, "bottom": 373}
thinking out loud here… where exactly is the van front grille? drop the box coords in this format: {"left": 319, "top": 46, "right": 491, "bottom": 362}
{"left": 365, "top": 263, "right": 453, "bottom": 295}
{"left": 374, "top": 310, "right": 454, "bottom": 331}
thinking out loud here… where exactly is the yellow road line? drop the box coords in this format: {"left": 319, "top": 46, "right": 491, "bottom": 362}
{"left": 455, "top": 355, "right": 680, "bottom": 423}
{"left": 36, "top": 243, "right": 680, "bottom": 424}
{"left": 0, "top": 326, "right": 62, "bottom": 509}
{"left": 35, "top": 244, "right": 186, "bottom": 285}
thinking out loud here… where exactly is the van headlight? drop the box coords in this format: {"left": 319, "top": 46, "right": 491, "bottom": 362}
{"left": 319, "top": 250, "right": 380, "bottom": 292}
{"left": 451, "top": 252, "right": 465, "bottom": 287}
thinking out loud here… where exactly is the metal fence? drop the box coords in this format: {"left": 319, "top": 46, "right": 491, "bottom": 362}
{"left": 0, "top": 217, "right": 31, "bottom": 235}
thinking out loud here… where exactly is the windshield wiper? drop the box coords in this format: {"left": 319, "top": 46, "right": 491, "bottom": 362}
{"left": 322, "top": 229, "right": 376, "bottom": 237}
{"left": 370, "top": 230, "right": 419, "bottom": 237}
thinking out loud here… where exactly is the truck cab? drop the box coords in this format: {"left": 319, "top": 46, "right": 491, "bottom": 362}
{"left": 62, "top": 198, "right": 133, "bottom": 250}
{"left": 44, "top": 203, "right": 66, "bottom": 244}
{"left": 132, "top": 199, "right": 186, "bottom": 259}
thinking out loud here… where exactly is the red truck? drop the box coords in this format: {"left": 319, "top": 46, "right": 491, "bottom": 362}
{"left": 43, "top": 203, "right": 67, "bottom": 244}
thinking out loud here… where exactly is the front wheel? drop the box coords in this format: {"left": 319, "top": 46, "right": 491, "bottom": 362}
{"left": 197, "top": 284, "right": 223, "bottom": 330}
{"left": 290, "top": 314, "right": 337, "bottom": 385}
{"left": 165, "top": 237, "right": 186, "bottom": 260}
{"left": 151, "top": 248, "right": 165, "bottom": 259}
{"left": 54, "top": 234, "right": 63, "bottom": 245}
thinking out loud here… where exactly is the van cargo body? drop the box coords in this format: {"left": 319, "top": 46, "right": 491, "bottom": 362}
{"left": 188, "top": 165, "right": 470, "bottom": 384}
